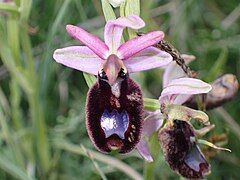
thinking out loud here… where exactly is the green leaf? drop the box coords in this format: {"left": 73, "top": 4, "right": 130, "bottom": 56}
{"left": 143, "top": 98, "right": 160, "bottom": 111}
{"left": 0, "top": 2, "right": 19, "bottom": 14}
{"left": 54, "top": 139, "right": 143, "bottom": 180}
{"left": 0, "top": 40, "right": 32, "bottom": 94}
{"left": 40, "top": 0, "right": 71, "bottom": 97}
{"left": 101, "top": 0, "right": 116, "bottom": 21}
{"left": 19, "top": 0, "right": 32, "bottom": 23}
{"left": 83, "top": 73, "right": 97, "bottom": 88}
{"left": 124, "top": 0, "right": 140, "bottom": 38}
{"left": 206, "top": 47, "right": 228, "bottom": 82}
{"left": 0, "top": 154, "right": 34, "bottom": 180}
{"left": 125, "top": 0, "right": 140, "bottom": 16}
{"left": 120, "top": 0, "right": 126, "bottom": 17}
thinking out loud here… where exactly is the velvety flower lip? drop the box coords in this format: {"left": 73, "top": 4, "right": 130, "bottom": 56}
{"left": 53, "top": 15, "right": 172, "bottom": 76}
{"left": 158, "top": 120, "right": 210, "bottom": 179}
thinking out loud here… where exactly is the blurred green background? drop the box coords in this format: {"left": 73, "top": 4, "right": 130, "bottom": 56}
{"left": 0, "top": 0, "right": 239, "bottom": 179}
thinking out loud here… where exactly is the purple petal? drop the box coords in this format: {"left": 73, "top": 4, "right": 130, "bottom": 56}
{"left": 136, "top": 139, "right": 153, "bottom": 162}
{"left": 143, "top": 111, "right": 163, "bottom": 137}
{"left": 184, "top": 145, "right": 210, "bottom": 176}
{"left": 160, "top": 78, "right": 212, "bottom": 103}
{"left": 53, "top": 46, "right": 104, "bottom": 75}
{"left": 124, "top": 47, "right": 172, "bottom": 73}
{"left": 117, "top": 31, "right": 165, "bottom": 60}
{"left": 104, "top": 15, "right": 145, "bottom": 53}
{"left": 66, "top": 25, "right": 109, "bottom": 59}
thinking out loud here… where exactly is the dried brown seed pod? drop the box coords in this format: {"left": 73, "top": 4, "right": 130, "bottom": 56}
{"left": 186, "top": 74, "right": 239, "bottom": 110}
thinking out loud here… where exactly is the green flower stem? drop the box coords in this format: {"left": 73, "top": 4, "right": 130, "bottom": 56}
{"left": 0, "top": 105, "right": 25, "bottom": 169}
{"left": 54, "top": 139, "right": 143, "bottom": 180}
{"left": 101, "top": 0, "right": 116, "bottom": 21}
{"left": 144, "top": 133, "right": 161, "bottom": 179}
{"left": 143, "top": 98, "right": 160, "bottom": 111}
{"left": 40, "top": 0, "right": 71, "bottom": 100}
{"left": 0, "top": 2, "right": 19, "bottom": 14}
{"left": 20, "top": 25, "right": 51, "bottom": 174}
{"left": 9, "top": 80, "right": 22, "bottom": 130}
{"left": 7, "top": 14, "right": 23, "bottom": 130}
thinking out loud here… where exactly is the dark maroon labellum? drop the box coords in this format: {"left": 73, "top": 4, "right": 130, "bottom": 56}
{"left": 86, "top": 74, "right": 144, "bottom": 153}
{"left": 158, "top": 120, "right": 210, "bottom": 179}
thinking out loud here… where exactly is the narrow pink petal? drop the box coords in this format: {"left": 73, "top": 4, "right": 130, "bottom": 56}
{"left": 124, "top": 47, "right": 172, "bottom": 73}
{"left": 136, "top": 139, "right": 153, "bottom": 162}
{"left": 143, "top": 111, "right": 163, "bottom": 137}
{"left": 53, "top": 46, "right": 104, "bottom": 75}
{"left": 163, "top": 61, "right": 186, "bottom": 88}
{"left": 117, "top": 31, "right": 164, "bottom": 60}
{"left": 104, "top": 15, "right": 145, "bottom": 53}
{"left": 160, "top": 78, "right": 212, "bottom": 103}
{"left": 163, "top": 54, "right": 196, "bottom": 87}
{"left": 173, "top": 94, "right": 193, "bottom": 105}
{"left": 66, "top": 25, "right": 109, "bottom": 59}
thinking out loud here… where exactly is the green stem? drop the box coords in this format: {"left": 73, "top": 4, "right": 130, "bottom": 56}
{"left": 54, "top": 140, "right": 143, "bottom": 180}
{"left": 7, "top": 14, "right": 23, "bottom": 130}
{"left": 0, "top": 2, "right": 19, "bottom": 13}
{"left": 20, "top": 26, "right": 51, "bottom": 174}
{"left": 143, "top": 98, "right": 160, "bottom": 111}
{"left": 143, "top": 134, "right": 160, "bottom": 179}
{"left": 0, "top": 106, "right": 25, "bottom": 169}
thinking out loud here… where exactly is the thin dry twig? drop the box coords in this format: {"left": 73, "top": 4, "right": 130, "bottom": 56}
{"left": 214, "top": 107, "right": 240, "bottom": 140}
{"left": 221, "top": 3, "right": 240, "bottom": 29}
{"left": 54, "top": 140, "right": 143, "bottom": 180}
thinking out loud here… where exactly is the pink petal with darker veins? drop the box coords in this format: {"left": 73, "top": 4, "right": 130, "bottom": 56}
{"left": 160, "top": 78, "right": 212, "bottom": 104}
{"left": 117, "top": 31, "right": 164, "bottom": 60}
{"left": 124, "top": 47, "right": 172, "bottom": 73}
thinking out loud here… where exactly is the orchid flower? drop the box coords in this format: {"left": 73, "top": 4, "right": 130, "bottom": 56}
{"left": 159, "top": 120, "right": 211, "bottom": 179}
{"left": 53, "top": 15, "right": 172, "bottom": 80}
{"left": 136, "top": 76, "right": 212, "bottom": 178}
{"left": 53, "top": 15, "right": 172, "bottom": 153}
{"left": 136, "top": 70, "right": 212, "bottom": 162}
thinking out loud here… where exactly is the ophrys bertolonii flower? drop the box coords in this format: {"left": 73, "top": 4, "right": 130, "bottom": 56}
{"left": 53, "top": 15, "right": 172, "bottom": 153}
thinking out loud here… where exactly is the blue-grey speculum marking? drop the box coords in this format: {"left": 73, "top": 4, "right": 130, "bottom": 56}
{"left": 100, "top": 109, "right": 129, "bottom": 139}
